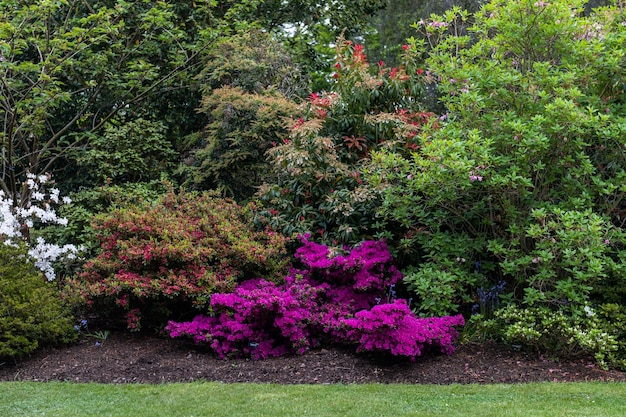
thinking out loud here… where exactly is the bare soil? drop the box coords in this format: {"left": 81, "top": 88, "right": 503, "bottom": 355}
{"left": 1, "top": 332, "right": 625, "bottom": 384}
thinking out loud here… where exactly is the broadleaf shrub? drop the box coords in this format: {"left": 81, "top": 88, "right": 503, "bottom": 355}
{"left": 364, "top": 1, "right": 626, "bottom": 333}
{"left": 65, "top": 189, "right": 290, "bottom": 330}
{"left": 166, "top": 237, "right": 464, "bottom": 360}
{"left": 495, "top": 304, "right": 624, "bottom": 370}
{"left": 255, "top": 35, "right": 435, "bottom": 245}
{"left": 0, "top": 244, "right": 76, "bottom": 360}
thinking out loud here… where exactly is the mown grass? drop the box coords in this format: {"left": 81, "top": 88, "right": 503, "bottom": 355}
{"left": 1, "top": 381, "right": 625, "bottom": 417}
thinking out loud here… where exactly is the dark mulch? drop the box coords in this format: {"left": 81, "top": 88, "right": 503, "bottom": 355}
{"left": 1, "top": 332, "right": 625, "bottom": 384}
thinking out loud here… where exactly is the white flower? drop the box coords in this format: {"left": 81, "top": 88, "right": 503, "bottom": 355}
{"left": 50, "top": 188, "right": 60, "bottom": 203}
{"left": 0, "top": 171, "right": 78, "bottom": 280}
{"left": 28, "top": 240, "right": 82, "bottom": 281}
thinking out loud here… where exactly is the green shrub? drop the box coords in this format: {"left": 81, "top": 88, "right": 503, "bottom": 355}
{"left": 364, "top": 0, "right": 626, "bottom": 317}
{"left": 72, "top": 118, "right": 177, "bottom": 185}
{"left": 596, "top": 303, "right": 626, "bottom": 370}
{"left": 496, "top": 304, "right": 625, "bottom": 370}
{"left": 180, "top": 87, "right": 301, "bottom": 200}
{"left": 65, "top": 189, "right": 290, "bottom": 330}
{"left": 179, "top": 29, "right": 307, "bottom": 201}
{"left": 488, "top": 208, "right": 623, "bottom": 309}
{"left": 0, "top": 244, "right": 77, "bottom": 360}
{"left": 197, "top": 29, "right": 308, "bottom": 97}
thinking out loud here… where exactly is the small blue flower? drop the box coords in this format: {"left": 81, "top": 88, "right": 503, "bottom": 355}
{"left": 95, "top": 341, "right": 102, "bottom": 347}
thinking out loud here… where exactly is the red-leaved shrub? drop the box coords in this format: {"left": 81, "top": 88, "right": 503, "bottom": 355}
{"left": 65, "top": 190, "right": 289, "bottom": 330}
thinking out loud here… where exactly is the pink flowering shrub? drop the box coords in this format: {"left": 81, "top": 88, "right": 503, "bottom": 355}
{"left": 166, "top": 237, "right": 464, "bottom": 359}
{"left": 344, "top": 300, "right": 465, "bottom": 360}
{"left": 167, "top": 277, "right": 321, "bottom": 359}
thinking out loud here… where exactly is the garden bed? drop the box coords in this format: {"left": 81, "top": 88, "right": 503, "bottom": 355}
{"left": 1, "top": 332, "right": 625, "bottom": 384}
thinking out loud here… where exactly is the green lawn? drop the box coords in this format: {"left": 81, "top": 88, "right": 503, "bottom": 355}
{"left": 1, "top": 381, "right": 624, "bottom": 417}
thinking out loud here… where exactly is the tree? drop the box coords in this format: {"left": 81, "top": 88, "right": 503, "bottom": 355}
{"left": 178, "top": 30, "right": 305, "bottom": 200}
{"left": 0, "top": 0, "right": 393, "bottom": 209}
{"left": 0, "top": 0, "right": 214, "bottom": 206}
{"left": 363, "top": 0, "right": 486, "bottom": 67}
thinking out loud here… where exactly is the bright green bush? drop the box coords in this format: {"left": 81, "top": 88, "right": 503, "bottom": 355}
{"left": 365, "top": 0, "right": 626, "bottom": 319}
{"left": 65, "top": 189, "right": 290, "bottom": 330}
{"left": 0, "top": 244, "right": 76, "bottom": 360}
{"left": 495, "top": 304, "right": 625, "bottom": 370}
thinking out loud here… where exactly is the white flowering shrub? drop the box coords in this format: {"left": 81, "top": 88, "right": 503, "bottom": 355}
{"left": 0, "top": 173, "right": 81, "bottom": 281}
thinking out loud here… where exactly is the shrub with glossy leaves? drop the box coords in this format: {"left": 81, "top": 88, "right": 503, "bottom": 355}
{"left": 365, "top": 0, "right": 626, "bottom": 319}
{"left": 255, "top": 35, "right": 435, "bottom": 245}
{"left": 65, "top": 189, "right": 289, "bottom": 330}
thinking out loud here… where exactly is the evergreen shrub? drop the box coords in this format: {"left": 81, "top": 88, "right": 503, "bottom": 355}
{"left": 0, "top": 244, "right": 76, "bottom": 360}
{"left": 65, "top": 189, "right": 289, "bottom": 330}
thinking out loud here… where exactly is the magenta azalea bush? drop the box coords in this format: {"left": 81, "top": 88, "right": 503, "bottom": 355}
{"left": 344, "top": 300, "right": 465, "bottom": 358}
{"left": 166, "top": 237, "right": 464, "bottom": 359}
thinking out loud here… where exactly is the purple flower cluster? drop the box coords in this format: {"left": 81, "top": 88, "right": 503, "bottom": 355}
{"left": 473, "top": 281, "right": 507, "bottom": 317}
{"left": 166, "top": 238, "right": 465, "bottom": 359}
